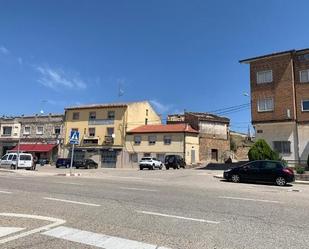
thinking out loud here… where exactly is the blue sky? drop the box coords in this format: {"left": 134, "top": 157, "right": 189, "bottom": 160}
{"left": 1, "top": 0, "right": 309, "bottom": 132}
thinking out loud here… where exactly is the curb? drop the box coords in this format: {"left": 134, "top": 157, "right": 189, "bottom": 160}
{"left": 0, "top": 169, "right": 16, "bottom": 174}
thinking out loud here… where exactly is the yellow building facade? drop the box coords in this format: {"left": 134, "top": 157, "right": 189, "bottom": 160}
{"left": 125, "top": 124, "right": 199, "bottom": 167}
{"left": 63, "top": 101, "right": 161, "bottom": 168}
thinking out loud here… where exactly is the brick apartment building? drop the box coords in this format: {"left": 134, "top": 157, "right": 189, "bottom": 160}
{"left": 240, "top": 48, "right": 309, "bottom": 165}
{"left": 167, "top": 112, "right": 230, "bottom": 163}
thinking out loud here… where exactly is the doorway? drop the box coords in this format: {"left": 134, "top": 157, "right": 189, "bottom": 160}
{"left": 211, "top": 149, "right": 218, "bottom": 161}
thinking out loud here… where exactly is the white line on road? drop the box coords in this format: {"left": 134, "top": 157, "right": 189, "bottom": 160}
{"left": 119, "top": 187, "right": 158, "bottom": 192}
{"left": 0, "top": 227, "right": 25, "bottom": 238}
{"left": 42, "top": 226, "right": 171, "bottom": 249}
{"left": 43, "top": 197, "right": 101, "bottom": 207}
{"left": 137, "top": 210, "right": 220, "bottom": 224}
{"left": 0, "top": 190, "right": 12, "bottom": 194}
{"left": 54, "top": 182, "right": 84, "bottom": 186}
{"left": 0, "top": 213, "right": 66, "bottom": 244}
{"left": 219, "top": 196, "right": 281, "bottom": 203}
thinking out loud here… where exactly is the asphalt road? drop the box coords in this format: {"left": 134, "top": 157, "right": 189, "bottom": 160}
{"left": 0, "top": 168, "right": 309, "bottom": 249}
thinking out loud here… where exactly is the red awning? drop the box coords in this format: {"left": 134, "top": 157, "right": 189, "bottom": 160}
{"left": 10, "top": 144, "right": 57, "bottom": 152}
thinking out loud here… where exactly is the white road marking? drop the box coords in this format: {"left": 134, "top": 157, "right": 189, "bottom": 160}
{"left": 0, "top": 190, "right": 12, "bottom": 194}
{"left": 54, "top": 182, "right": 84, "bottom": 186}
{"left": 0, "top": 213, "right": 65, "bottom": 244}
{"left": 42, "top": 226, "right": 171, "bottom": 249}
{"left": 219, "top": 196, "right": 281, "bottom": 203}
{"left": 43, "top": 197, "right": 101, "bottom": 207}
{"left": 137, "top": 210, "right": 220, "bottom": 224}
{"left": 108, "top": 176, "right": 163, "bottom": 181}
{"left": 0, "top": 227, "right": 25, "bottom": 238}
{"left": 119, "top": 187, "right": 158, "bottom": 192}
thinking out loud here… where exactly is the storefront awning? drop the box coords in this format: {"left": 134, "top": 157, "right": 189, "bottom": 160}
{"left": 10, "top": 144, "right": 57, "bottom": 152}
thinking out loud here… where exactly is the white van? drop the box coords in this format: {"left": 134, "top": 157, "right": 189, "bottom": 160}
{"left": 0, "top": 153, "right": 34, "bottom": 170}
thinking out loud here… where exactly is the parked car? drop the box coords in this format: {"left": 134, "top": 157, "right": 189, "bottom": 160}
{"left": 0, "top": 153, "right": 34, "bottom": 170}
{"left": 164, "top": 155, "right": 186, "bottom": 170}
{"left": 75, "top": 159, "right": 98, "bottom": 169}
{"left": 38, "top": 158, "right": 50, "bottom": 166}
{"left": 223, "top": 160, "right": 295, "bottom": 186}
{"left": 139, "top": 157, "right": 163, "bottom": 170}
{"left": 56, "top": 158, "right": 72, "bottom": 168}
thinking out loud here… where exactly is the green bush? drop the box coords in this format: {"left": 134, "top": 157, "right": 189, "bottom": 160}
{"left": 248, "top": 139, "right": 280, "bottom": 161}
{"left": 295, "top": 166, "right": 305, "bottom": 174}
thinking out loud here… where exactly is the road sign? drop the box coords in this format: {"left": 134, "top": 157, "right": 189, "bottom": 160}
{"left": 69, "top": 131, "right": 79, "bottom": 145}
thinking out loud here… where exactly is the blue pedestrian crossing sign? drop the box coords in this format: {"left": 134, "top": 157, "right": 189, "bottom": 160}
{"left": 69, "top": 130, "right": 80, "bottom": 145}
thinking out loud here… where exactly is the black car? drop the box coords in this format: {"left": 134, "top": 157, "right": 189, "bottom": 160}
{"left": 56, "top": 158, "right": 72, "bottom": 168}
{"left": 223, "top": 160, "right": 295, "bottom": 186}
{"left": 75, "top": 159, "right": 98, "bottom": 169}
{"left": 164, "top": 155, "right": 186, "bottom": 170}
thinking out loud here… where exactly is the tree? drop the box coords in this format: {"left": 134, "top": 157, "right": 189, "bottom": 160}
{"left": 248, "top": 139, "right": 280, "bottom": 161}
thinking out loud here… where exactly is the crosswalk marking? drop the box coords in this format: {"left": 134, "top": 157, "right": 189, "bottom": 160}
{"left": 0, "top": 227, "right": 24, "bottom": 238}
{"left": 42, "top": 226, "right": 171, "bottom": 249}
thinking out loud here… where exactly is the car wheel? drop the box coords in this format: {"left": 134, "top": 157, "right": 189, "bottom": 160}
{"left": 76, "top": 166, "right": 79, "bottom": 169}
{"left": 160, "top": 164, "right": 163, "bottom": 170}
{"left": 166, "top": 166, "right": 169, "bottom": 170}
{"left": 275, "top": 177, "right": 286, "bottom": 186}
{"left": 140, "top": 166, "right": 143, "bottom": 170}
{"left": 231, "top": 174, "right": 240, "bottom": 183}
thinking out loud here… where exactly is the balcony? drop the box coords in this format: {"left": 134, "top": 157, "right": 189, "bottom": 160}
{"left": 88, "top": 119, "right": 114, "bottom": 125}
{"left": 104, "top": 136, "right": 114, "bottom": 145}
{"left": 82, "top": 135, "right": 99, "bottom": 145}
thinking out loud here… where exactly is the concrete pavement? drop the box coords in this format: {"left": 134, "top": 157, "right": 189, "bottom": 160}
{"left": 0, "top": 168, "right": 309, "bottom": 248}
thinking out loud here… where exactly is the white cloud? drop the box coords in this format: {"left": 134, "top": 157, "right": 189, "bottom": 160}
{"left": 150, "top": 99, "right": 172, "bottom": 114}
{"left": 0, "top": 46, "right": 9, "bottom": 55}
{"left": 35, "top": 65, "right": 87, "bottom": 90}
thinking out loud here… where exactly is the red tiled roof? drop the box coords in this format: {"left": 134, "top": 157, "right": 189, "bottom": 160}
{"left": 10, "top": 144, "right": 57, "bottom": 152}
{"left": 128, "top": 124, "right": 198, "bottom": 134}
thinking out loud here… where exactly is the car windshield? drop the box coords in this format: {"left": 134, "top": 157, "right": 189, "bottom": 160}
{"left": 141, "top": 157, "right": 152, "bottom": 161}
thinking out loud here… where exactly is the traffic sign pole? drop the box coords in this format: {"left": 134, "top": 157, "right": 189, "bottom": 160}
{"left": 70, "top": 143, "right": 74, "bottom": 175}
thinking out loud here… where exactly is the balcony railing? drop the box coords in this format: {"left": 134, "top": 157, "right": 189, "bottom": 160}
{"left": 88, "top": 119, "right": 114, "bottom": 125}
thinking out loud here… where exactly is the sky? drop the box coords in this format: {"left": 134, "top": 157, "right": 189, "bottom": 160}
{"left": 1, "top": 0, "right": 309, "bottom": 132}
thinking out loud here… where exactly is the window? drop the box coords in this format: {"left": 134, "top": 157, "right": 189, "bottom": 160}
{"left": 145, "top": 118, "right": 148, "bottom": 125}
{"left": 24, "top": 126, "right": 31, "bottom": 135}
{"left": 258, "top": 97, "right": 274, "bottom": 112}
{"left": 54, "top": 126, "right": 61, "bottom": 135}
{"left": 20, "top": 155, "right": 31, "bottom": 160}
{"left": 134, "top": 135, "right": 141, "bottom": 145}
{"left": 36, "top": 126, "right": 44, "bottom": 135}
{"left": 164, "top": 135, "right": 172, "bottom": 145}
{"left": 88, "top": 128, "right": 95, "bottom": 137}
{"left": 89, "top": 112, "right": 96, "bottom": 120}
{"left": 1, "top": 155, "right": 8, "bottom": 160}
{"left": 71, "top": 128, "right": 78, "bottom": 132}
{"left": 262, "top": 161, "right": 281, "bottom": 170}
{"left": 107, "top": 111, "right": 115, "bottom": 120}
{"left": 12, "top": 155, "right": 17, "bottom": 161}
{"left": 146, "top": 109, "right": 149, "bottom": 116}
{"left": 8, "top": 154, "right": 13, "bottom": 160}
{"left": 130, "top": 153, "right": 138, "bottom": 163}
{"left": 144, "top": 153, "right": 151, "bottom": 157}
{"left": 273, "top": 141, "right": 291, "bottom": 154}
{"left": 302, "top": 100, "right": 309, "bottom": 111}
{"left": 148, "top": 135, "right": 156, "bottom": 145}
{"left": 2, "top": 126, "right": 12, "bottom": 136}
{"left": 73, "top": 112, "right": 80, "bottom": 120}
{"left": 257, "top": 130, "right": 263, "bottom": 133}
{"left": 300, "top": 69, "right": 309, "bottom": 83}
{"left": 107, "top": 127, "right": 114, "bottom": 136}
{"left": 257, "top": 70, "right": 273, "bottom": 84}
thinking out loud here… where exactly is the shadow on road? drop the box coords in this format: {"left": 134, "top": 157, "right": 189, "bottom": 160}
{"left": 219, "top": 179, "right": 293, "bottom": 187}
